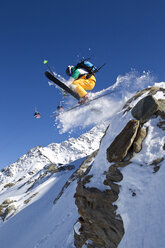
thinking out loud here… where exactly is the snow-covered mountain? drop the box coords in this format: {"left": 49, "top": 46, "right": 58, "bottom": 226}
{"left": 0, "top": 123, "right": 107, "bottom": 248}
{"left": 0, "top": 71, "right": 164, "bottom": 248}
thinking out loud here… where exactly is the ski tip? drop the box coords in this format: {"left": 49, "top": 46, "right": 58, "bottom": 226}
{"left": 45, "top": 70, "right": 52, "bottom": 79}
{"left": 45, "top": 70, "right": 49, "bottom": 76}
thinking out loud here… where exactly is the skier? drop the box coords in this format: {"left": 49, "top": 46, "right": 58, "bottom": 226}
{"left": 66, "top": 62, "right": 96, "bottom": 104}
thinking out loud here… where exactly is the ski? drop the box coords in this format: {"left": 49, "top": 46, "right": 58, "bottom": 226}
{"left": 52, "top": 91, "right": 113, "bottom": 117}
{"left": 45, "top": 71, "right": 80, "bottom": 100}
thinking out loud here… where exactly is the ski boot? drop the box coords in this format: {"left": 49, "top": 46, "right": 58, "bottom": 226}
{"left": 78, "top": 94, "right": 89, "bottom": 105}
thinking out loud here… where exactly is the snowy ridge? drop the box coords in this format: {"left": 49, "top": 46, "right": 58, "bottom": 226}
{"left": 83, "top": 82, "right": 165, "bottom": 247}
{"left": 87, "top": 82, "right": 165, "bottom": 189}
{"left": 0, "top": 122, "right": 107, "bottom": 248}
{"left": 0, "top": 123, "right": 107, "bottom": 187}
{"left": 42, "top": 122, "right": 107, "bottom": 164}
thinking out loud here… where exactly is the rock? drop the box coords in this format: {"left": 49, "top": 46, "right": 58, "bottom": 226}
{"left": 1, "top": 205, "right": 16, "bottom": 221}
{"left": 46, "top": 164, "right": 58, "bottom": 172}
{"left": 54, "top": 151, "right": 98, "bottom": 205}
{"left": 76, "top": 150, "right": 99, "bottom": 179}
{"left": 74, "top": 180, "right": 124, "bottom": 248}
{"left": 4, "top": 182, "right": 15, "bottom": 188}
{"left": 59, "top": 165, "right": 75, "bottom": 171}
{"left": 148, "top": 86, "right": 162, "bottom": 95}
{"left": 133, "top": 127, "right": 148, "bottom": 153}
{"left": 24, "top": 192, "right": 38, "bottom": 204}
{"left": 131, "top": 95, "right": 159, "bottom": 123}
{"left": 156, "top": 99, "right": 165, "bottom": 119}
{"left": 2, "top": 199, "right": 13, "bottom": 205}
{"left": 150, "top": 157, "right": 164, "bottom": 173}
{"left": 157, "top": 121, "right": 165, "bottom": 130}
{"left": 74, "top": 86, "right": 164, "bottom": 247}
{"left": 46, "top": 164, "right": 75, "bottom": 173}
{"left": 105, "top": 161, "right": 131, "bottom": 183}
{"left": 107, "top": 120, "right": 140, "bottom": 162}
{"left": 0, "top": 199, "right": 16, "bottom": 221}
{"left": 123, "top": 87, "right": 162, "bottom": 111}
{"left": 123, "top": 89, "right": 149, "bottom": 110}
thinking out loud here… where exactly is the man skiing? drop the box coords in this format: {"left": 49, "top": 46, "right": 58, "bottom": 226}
{"left": 66, "top": 62, "right": 96, "bottom": 104}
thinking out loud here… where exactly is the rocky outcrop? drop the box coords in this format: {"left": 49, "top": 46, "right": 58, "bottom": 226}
{"left": 26, "top": 164, "right": 75, "bottom": 193}
{"left": 156, "top": 99, "right": 165, "bottom": 119}
{"left": 0, "top": 199, "right": 16, "bottom": 221}
{"left": 46, "top": 163, "right": 75, "bottom": 173}
{"left": 123, "top": 86, "right": 165, "bottom": 111}
{"left": 107, "top": 120, "right": 139, "bottom": 162}
{"left": 24, "top": 192, "right": 38, "bottom": 204}
{"left": 131, "top": 95, "right": 159, "bottom": 123}
{"left": 74, "top": 86, "right": 165, "bottom": 248}
{"left": 133, "top": 127, "right": 148, "bottom": 153}
{"left": 157, "top": 120, "right": 165, "bottom": 130}
{"left": 131, "top": 94, "right": 165, "bottom": 124}
{"left": 3, "top": 182, "right": 15, "bottom": 188}
{"left": 74, "top": 176, "right": 124, "bottom": 248}
{"left": 54, "top": 150, "right": 99, "bottom": 205}
{"left": 150, "top": 157, "right": 164, "bottom": 173}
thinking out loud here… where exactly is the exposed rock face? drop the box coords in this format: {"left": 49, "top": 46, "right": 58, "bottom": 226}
{"left": 0, "top": 199, "right": 16, "bottom": 221}
{"left": 131, "top": 94, "right": 165, "bottom": 123}
{"left": 46, "top": 163, "right": 75, "bottom": 173}
{"left": 157, "top": 121, "right": 165, "bottom": 130}
{"left": 150, "top": 157, "right": 164, "bottom": 173}
{"left": 123, "top": 86, "right": 165, "bottom": 111}
{"left": 54, "top": 150, "right": 99, "bottom": 205}
{"left": 156, "top": 99, "right": 165, "bottom": 119}
{"left": 107, "top": 120, "right": 140, "bottom": 162}
{"left": 74, "top": 86, "right": 164, "bottom": 248}
{"left": 74, "top": 177, "right": 124, "bottom": 248}
{"left": 131, "top": 95, "right": 159, "bottom": 123}
{"left": 133, "top": 127, "right": 148, "bottom": 153}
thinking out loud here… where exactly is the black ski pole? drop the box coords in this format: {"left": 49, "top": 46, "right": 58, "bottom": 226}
{"left": 43, "top": 60, "right": 55, "bottom": 75}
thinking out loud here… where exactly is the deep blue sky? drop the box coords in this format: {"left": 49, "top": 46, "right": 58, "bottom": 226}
{"left": 0, "top": 0, "right": 165, "bottom": 168}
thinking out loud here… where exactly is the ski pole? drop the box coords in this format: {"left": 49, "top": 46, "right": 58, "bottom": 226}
{"left": 43, "top": 60, "right": 55, "bottom": 75}
{"left": 86, "top": 63, "right": 106, "bottom": 79}
{"left": 95, "top": 63, "right": 106, "bottom": 73}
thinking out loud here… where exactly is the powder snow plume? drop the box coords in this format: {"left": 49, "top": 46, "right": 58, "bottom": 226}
{"left": 55, "top": 70, "right": 155, "bottom": 133}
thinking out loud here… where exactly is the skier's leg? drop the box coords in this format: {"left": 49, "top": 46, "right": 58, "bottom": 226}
{"left": 72, "top": 79, "right": 87, "bottom": 97}
{"left": 72, "top": 76, "right": 96, "bottom": 98}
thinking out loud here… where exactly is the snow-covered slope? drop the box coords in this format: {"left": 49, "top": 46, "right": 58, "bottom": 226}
{"left": 0, "top": 124, "right": 107, "bottom": 248}
{"left": 0, "top": 71, "right": 164, "bottom": 248}
{"left": 0, "top": 123, "right": 107, "bottom": 186}
{"left": 76, "top": 81, "right": 165, "bottom": 247}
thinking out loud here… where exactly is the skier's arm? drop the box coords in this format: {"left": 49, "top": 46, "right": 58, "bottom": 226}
{"left": 71, "top": 67, "right": 80, "bottom": 80}
{"left": 66, "top": 67, "right": 81, "bottom": 86}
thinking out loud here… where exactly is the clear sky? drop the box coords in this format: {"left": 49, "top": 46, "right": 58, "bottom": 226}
{"left": 0, "top": 0, "right": 165, "bottom": 169}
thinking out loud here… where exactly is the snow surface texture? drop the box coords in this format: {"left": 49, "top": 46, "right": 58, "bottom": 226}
{"left": 55, "top": 70, "right": 155, "bottom": 133}
{"left": 117, "top": 117, "right": 165, "bottom": 248}
{"left": 84, "top": 75, "right": 165, "bottom": 247}
{"left": 0, "top": 71, "right": 164, "bottom": 248}
{"left": 0, "top": 124, "right": 107, "bottom": 185}
{"left": 0, "top": 125, "right": 107, "bottom": 248}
